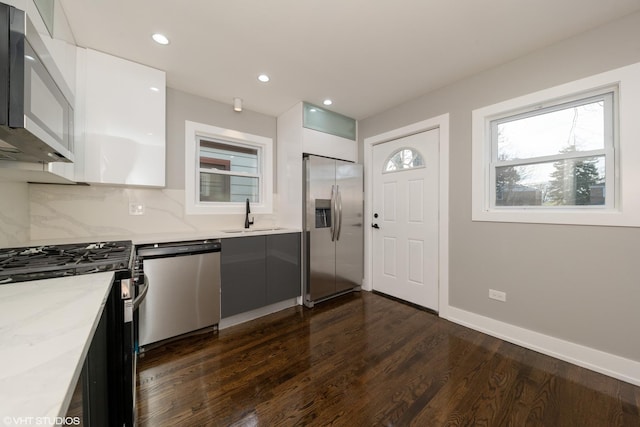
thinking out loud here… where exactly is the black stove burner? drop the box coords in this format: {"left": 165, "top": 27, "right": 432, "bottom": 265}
{"left": 0, "top": 240, "right": 133, "bottom": 284}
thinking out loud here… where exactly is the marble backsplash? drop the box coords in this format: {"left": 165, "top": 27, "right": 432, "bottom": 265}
{"left": 0, "top": 182, "right": 30, "bottom": 247}
{"left": 29, "top": 184, "right": 278, "bottom": 242}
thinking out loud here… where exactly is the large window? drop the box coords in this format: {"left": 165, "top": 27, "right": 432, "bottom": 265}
{"left": 472, "top": 61, "right": 640, "bottom": 227}
{"left": 185, "top": 121, "right": 273, "bottom": 215}
{"left": 491, "top": 90, "right": 614, "bottom": 208}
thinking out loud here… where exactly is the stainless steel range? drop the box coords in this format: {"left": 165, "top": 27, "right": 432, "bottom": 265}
{"left": 0, "top": 240, "right": 144, "bottom": 427}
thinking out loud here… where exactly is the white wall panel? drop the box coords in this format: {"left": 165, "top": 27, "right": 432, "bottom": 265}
{"left": 302, "top": 127, "right": 357, "bottom": 162}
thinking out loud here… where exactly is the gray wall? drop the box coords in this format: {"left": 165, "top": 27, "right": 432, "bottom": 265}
{"left": 359, "top": 12, "right": 640, "bottom": 361}
{"left": 166, "top": 88, "right": 277, "bottom": 190}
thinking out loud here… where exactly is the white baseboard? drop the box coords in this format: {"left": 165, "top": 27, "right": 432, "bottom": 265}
{"left": 445, "top": 306, "right": 640, "bottom": 386}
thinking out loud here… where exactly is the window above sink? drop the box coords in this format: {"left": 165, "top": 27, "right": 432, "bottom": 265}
{"left": 184, "top": 121, "right": 273, "bottom": 215}
{"left": 199, "top": 139, "right": 259, "bottom": 203}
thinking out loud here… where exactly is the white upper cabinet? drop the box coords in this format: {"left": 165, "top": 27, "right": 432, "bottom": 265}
{"left": 79, "top": 48, "right": 166, "bottom": 187}
{"left": 302, "top": 126, "right": 357, "bottom": 162}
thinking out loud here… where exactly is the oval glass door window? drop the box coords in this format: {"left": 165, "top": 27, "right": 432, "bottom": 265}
{"left": 383, "top": 147, "right": 425, "bottom": 173}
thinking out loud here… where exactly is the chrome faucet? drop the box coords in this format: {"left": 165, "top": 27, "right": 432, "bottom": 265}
{"left": 244, "top": 198, "right": 254, "bottom": 229}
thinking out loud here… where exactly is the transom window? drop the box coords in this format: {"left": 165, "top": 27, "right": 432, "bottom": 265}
{"left": 185, "top": 121, "right": 273, "bottom": 215}
{"left": 383, "top": 147, "right": 424, "bottom": 173}
{"left": 491, "top": 89, "right": 614, "bottom": 208}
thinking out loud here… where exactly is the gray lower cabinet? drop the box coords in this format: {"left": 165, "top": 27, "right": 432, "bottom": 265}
{"left": 221, "top": 236, "right": 267, "bottom": 318}
{"left": 266, "top": 232, "right": 302, "bottom": 305}
{"left": 221, "top": 233, "right": 301, "bottom": 318}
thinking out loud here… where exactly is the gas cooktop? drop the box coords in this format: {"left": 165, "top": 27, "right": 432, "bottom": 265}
{"left": 0, "top": 241, "right": 133, "bottom": 284}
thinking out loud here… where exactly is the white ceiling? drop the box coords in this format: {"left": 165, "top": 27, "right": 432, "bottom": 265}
{"left": 59, "top": 0, "right": 640, "bottom": 120}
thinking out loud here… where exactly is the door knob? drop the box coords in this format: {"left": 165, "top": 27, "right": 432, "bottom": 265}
{"left": 372, "top": 223, "right": 380, "bottom": 229}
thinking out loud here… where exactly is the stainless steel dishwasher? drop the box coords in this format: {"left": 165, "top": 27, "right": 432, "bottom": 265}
{"left": 136, "top": 239, "right": 221, "bottom": 349}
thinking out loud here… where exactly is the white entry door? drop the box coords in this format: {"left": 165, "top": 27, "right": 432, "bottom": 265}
{"left": 372, "top": 129, "right": 439, "bottom": 310}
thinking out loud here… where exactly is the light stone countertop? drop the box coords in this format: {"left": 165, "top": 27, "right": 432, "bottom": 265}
{"left": 0, "top": 272, "right": 114, "bottom": 427}
{"left": 26, "top": 227, "right": 302, "bottom": 248}
{"left": 131, "top": 227, "right": 301, "bottom": 245}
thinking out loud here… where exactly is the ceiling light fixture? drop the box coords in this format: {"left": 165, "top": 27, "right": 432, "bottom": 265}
{"left": 323, "top": 99, "right": 333, "bottom": 106}
{"left": 152, "top": 33, "right": 170, "bottom": 45}
{"left": 233, "top": 97, "right": 243, "bottom": 112}
{"left": 257, "top": 74, "right": 270, "bottom": 83}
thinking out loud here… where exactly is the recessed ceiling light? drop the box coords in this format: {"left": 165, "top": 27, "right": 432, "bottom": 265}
{"left": 149, "top": 87, "right": 159, "bottom": 92}
{"left": 257, "top": 74, "right": 270, "bottom": 83}
{"left": 152, "top": 33, "right": 170, "bottom": 45}
{"left": 323, "top": 99, "right": 333, "bottom": 106}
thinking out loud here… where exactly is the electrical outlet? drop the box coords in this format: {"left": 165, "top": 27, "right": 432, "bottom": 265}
{"left": 489, "top": 289, "right": 507, "bottom": 302}
{"left": 129, "top": 202, "right": 145, "bottom": 215}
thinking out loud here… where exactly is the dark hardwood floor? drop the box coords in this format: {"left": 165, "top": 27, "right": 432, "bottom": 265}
{"left": 136, "top": 291, "right": 640, "bottom": 426}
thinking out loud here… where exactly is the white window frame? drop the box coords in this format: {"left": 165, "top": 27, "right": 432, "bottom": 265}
{"left": 472, "top": 61, "right": 640, "bottom": 227}
{"left": 489, "top": 88, "right": 615, "bottom": 210}
{"left": 185, "top": 120, "right": 273, "bottom": 215}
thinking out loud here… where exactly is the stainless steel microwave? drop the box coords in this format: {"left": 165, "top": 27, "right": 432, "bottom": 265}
{"left": 0, "top": 2, "right": 74, "bottom": 163}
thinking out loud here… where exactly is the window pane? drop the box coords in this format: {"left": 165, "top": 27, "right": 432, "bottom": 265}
{"left": 496, "top": 99, "right": 605, "bottom": 161}
{"left": 200, "top": 172, "right": 258, "bottom": 203}
{"left": 230, "top": 176, "right": 259, "bottom": 202}
{"left": 496, "top": 156, "right": 605, "bottom": 206}
{"left": 198, "top": 138, "right": 260, "bottom": 204}
{"left": 384, "top": 148, "right": 424, "bottom": 172}
{"left": 199, "top": 139, "right": 258, "bottom": 174}
{"left": 199, "top": 172, "right": 228, "bottom": 202}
